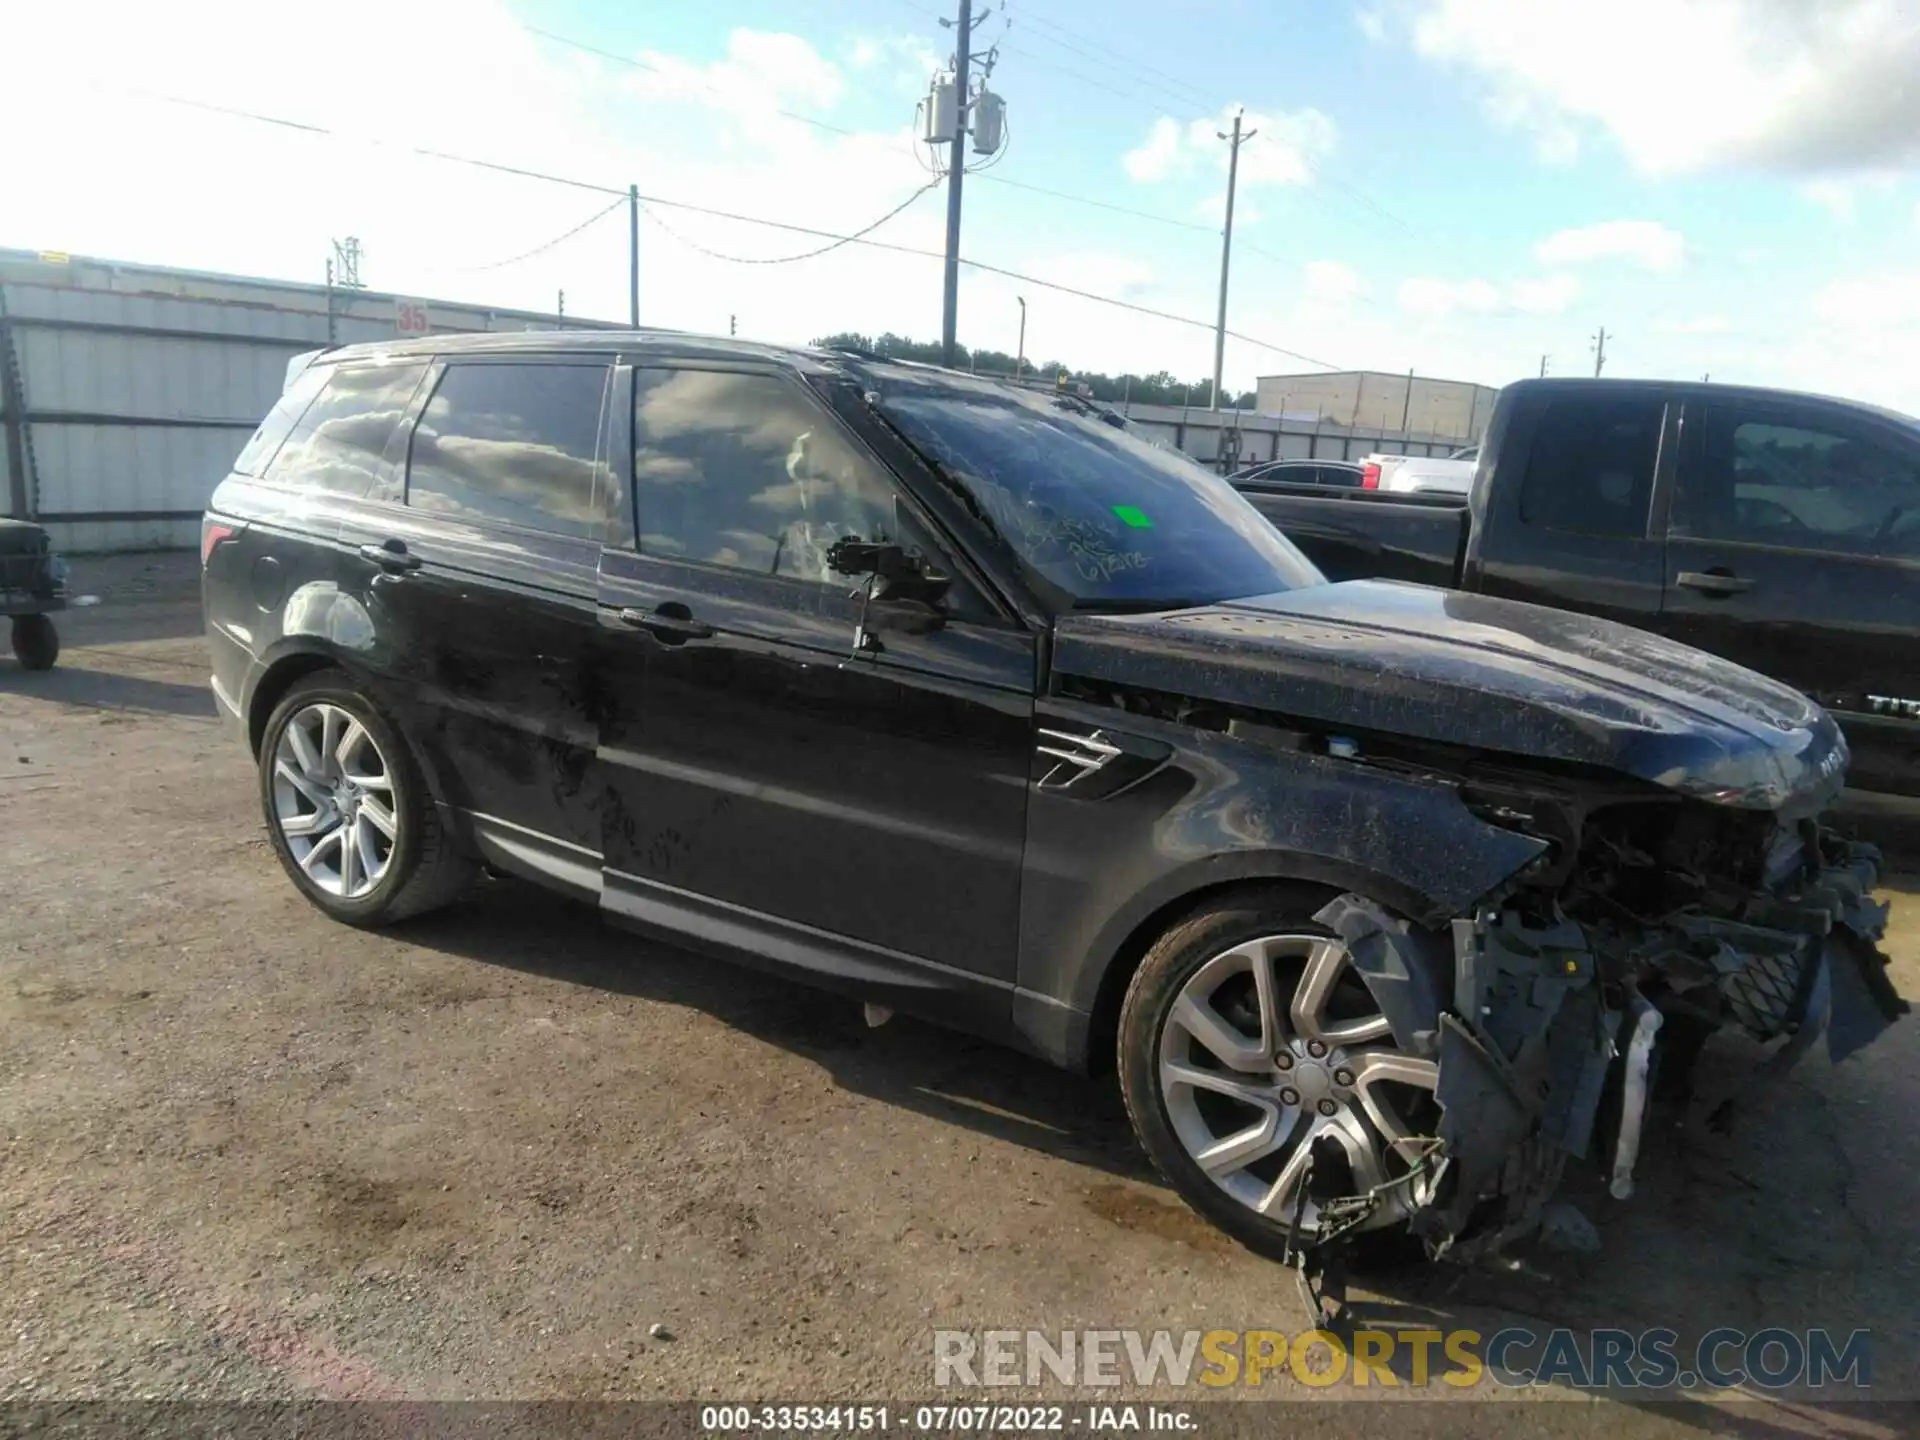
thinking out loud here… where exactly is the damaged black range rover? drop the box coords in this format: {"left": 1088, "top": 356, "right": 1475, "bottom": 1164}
{"left": 204, "top": 334, "right": 1905, "bottom": 1264}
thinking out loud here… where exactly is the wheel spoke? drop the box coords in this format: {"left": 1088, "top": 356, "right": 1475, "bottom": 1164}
{"left": 1171, "top": 993, "right": 1269, "bottom": 1073}
{"left": 275, "top": 760, "right": 329, "bottom": 809}
{"left": 358, "top": 795, "right": 397, "bottom": 840}
{"left": 354, "top": 813, "right": 384, "bottom": 885}
{"left": 284, "top": 718, "right": 323, "bottom": 779}
{"left": 1255, "top": 1117, "right": 1325, "bottom": 1218}
{"left": 281, "top": 809, "right": 337, "bottom": 839}
{"left": 300, "top": 825, "right": 344, "bottom": 877}
{"left": 1192, "top": 1106, "right": 1295, "bottom": 1179}
{"left": 1161, "top": 1060, "right": 1278, "bottom": 1110}
{"left": 338, "top": 817, "right": 360, "bottom": 895}
{"left": 1290, "top": 937, "right": 1394, "bottom": 1047}
{"left": 1350, "top": 1051, "right": 1439, "bottom": 1155}
{"left": 335, "top": 717, "right": 368, "bottom": 774}
{"left": 319, "top": 706, "right": 342, "bottom": 771}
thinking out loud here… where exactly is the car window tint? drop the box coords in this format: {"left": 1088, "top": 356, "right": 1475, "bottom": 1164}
{"left": 407, "top": 363, "right": 608, "bottom": 539}
{"left": 1518, "top": 395, "right": 1661, "bottom": 536}
{"left": 234, "top": 364, "right": 328, "bottom": 476}
{"left": 632, "top": 369, "right": 900, "bottom": 587}
{"left": 1674, "top": 410, "right": 1920, "bottom": 559}
{"left": 264, "top": 363, "right": 428, "bottom": 496}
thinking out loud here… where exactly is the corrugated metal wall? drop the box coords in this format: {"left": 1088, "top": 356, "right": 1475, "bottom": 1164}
{"left": 0, "top": 250, "right": 618, "bottom": 553}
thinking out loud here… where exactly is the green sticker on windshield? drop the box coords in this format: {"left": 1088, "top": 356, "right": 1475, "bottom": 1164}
{"left": 1112, "top": 504, "right": 1154, "bottom": 529}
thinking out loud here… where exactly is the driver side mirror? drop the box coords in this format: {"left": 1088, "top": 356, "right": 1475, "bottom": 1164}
{"left": 827, "top": 538, "right": 952, "bottom": 638}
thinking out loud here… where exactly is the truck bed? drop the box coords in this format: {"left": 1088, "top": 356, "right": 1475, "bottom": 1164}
{"left": 1234, "top": 481, "right": 1469, "bottom": 589}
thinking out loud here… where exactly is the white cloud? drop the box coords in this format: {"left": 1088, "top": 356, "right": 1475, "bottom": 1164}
{"left": 1508, "top": 274, "right": 1581, "bottom": 314}
{"left": 1123, "top": 105, "right": 1336, "bottom": 188}
{"left": 1356, "top": 8, "right": 1388, "bottom": 42}
{"left": 1535, "top": 220, "right": 1686, "bottom": 272}
{"left": 1398, "top": 274, "right": 1576, "bottom": 317}
{"left": 1398, "top": 278, "right": 1503, "bottom": 317}
{"left": 1401, "top": 0, "right": 1920, "bottom": 175}
{"left": 1302, "top": 261, "right": 1366, "bottom": 308}
{"left": 1668, "top": 315, "right": 1732, "bottom": 335}
{"left": 1025, "top": 252, "right": 1155, "bottom": 302}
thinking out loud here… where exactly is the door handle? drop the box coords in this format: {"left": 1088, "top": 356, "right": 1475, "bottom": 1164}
{"left": 358, "top": 540, "right": 422, "bottom": 574}
{"left": 616, "top": 605, "right": 714, "bottom": 643}
{"left": 1675, "top": 569, "right": 1753, "bottom": 596}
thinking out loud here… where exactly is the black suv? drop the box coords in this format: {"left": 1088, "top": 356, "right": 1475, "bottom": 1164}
{"left": 204, "top": 333, "right": 1902, "bottom": 1262}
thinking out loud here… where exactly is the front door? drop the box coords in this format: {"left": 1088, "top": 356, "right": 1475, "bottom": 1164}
{"left": 1659, "top": 396, "right": 1920, "bottom": 797}
{"left": 597, "top": 364, "right": 1035, "bottom": 1015}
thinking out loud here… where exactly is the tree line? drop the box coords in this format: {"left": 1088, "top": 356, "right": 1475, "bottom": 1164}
{"left": 809, "top": 332, "right": 1258, "bottom": 409}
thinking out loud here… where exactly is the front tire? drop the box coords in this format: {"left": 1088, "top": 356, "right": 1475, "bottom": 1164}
{"left": 258, "top": 672, "right": 473, "bottom": 926}
{"left": 11, "top": 613, "right": 58, "bottom": 671}
{"left": 1117, "top": 886, "right": 1442, "bottom": 1261}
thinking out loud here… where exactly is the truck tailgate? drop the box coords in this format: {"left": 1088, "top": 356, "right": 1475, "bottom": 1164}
{"left": 1236, "top": 483, "right": 1470, "bottom": 588}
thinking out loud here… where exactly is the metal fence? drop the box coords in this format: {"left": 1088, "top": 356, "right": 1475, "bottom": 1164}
{"left": 0, "top": 250, "right": 616, "bottom": 553}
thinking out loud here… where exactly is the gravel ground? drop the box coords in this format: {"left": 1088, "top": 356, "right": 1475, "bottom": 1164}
{"left": 2, "top": 553, "right": 1917, "bottom": 1436}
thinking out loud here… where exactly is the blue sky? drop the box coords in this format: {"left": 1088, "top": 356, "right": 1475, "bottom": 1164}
{"left": 6, "top": 0, "right": 1920, "bottom": 410}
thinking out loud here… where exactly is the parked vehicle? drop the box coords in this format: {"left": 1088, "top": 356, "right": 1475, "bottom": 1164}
{"left": 0, "top": 517, "right": 66, "bottom": 670}
{"left": 1357, "top": 444, "right": 1479, "bottom": 495}
{"left": 1230, "top": 459, "right": 1364, "bottom": 489}
{"left": 1238, "top": 377, "right": 1920, "bottom": 805}
{"left": 204, "top": 340, "right": 1901, "bottom": 1264}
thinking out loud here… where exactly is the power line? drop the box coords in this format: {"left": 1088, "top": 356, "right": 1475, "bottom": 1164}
{"left": 640, "top": 181, "right": 941, "bottom": 264}
{"left": 455, "top": 196, "right": 628, "bottom": 272}
{"left": 96, "top": 79, "right": 1341, "bottom": 370}
{"left": 972, "top": 173, "right": 1213, "bottom": 233}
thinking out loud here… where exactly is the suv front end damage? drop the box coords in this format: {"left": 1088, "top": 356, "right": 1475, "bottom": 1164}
{"left": 1316, "top": 794, "right": 1904, "bottom": 1261}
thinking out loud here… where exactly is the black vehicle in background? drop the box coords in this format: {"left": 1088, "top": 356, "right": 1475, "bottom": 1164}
{"left": 1229, "top": 458, "right": 1364, "bottom": 489}
{"left": 203, "top": 338, "right": 1900, "bottom": 1263}
{"left": 0, "top": 517, "right": 66, "bottom": 670}
{"left": 1237, "top": 378, "right": 1920, "bottom": 803}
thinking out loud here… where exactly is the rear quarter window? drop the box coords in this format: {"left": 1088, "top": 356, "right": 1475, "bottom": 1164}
{"left": 263, "top": 362, "right": 430, "bottom": 497}
{"left": 1517, "top": 395, "right": 1663, "bottom": 537}
{"left": 231, "top": 364, "right": 327, "bottom": 477}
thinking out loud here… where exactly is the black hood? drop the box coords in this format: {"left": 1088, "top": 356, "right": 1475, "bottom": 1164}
{"left": 1052, "top": 580, "right": 1848, "bottom": 814}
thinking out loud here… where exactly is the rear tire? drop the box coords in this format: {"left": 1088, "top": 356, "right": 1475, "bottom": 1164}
{"left": 257, "top": 672, "right": 473, "bottom": 926}
{"left": 1117, "top": 885, "right": 1442, "bottom": 1263}
{"left": 11, "top": 613, "right": 58, "bottom": 671}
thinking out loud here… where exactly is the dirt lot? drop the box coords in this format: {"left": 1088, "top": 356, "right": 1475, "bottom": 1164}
{"left": 3, "top": 553, "right": 1917, "bottom": 1433}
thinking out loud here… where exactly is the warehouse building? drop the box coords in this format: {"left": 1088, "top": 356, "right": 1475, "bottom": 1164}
{"left": 0, "top": 249, "right": 615, "bottom": 553}
{"left": 1254, "top": 369, "right": 1498, "bottom": 443}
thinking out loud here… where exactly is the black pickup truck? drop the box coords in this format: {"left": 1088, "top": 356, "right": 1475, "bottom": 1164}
{"left": 1237, "top": 377, "right": 1920, "bottom": 802}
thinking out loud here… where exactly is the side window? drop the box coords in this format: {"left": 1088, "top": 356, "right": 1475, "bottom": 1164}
{"left": 407, "top": 363, "right": 609, "bottom": 539}
{"left": 632, "top": 369, "right": 899, "bottom": 587}
{"left": 233, "top": 364, "right": 328, "bottom": 476}
{"left": 1517, "top": 396, "right": 1662, "bottom": 537}
{"left": 1674, "top": 409, "right": 1920, "bottom": 558}
{"left": 263, "top": 363, "right": 428, "bottom": 496}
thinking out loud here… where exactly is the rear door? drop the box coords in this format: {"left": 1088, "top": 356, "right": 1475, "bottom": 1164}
{"left": 1660, "top": 397, "right": 1920, "bottom": 797}
{"left": 1472, "top": 389, "right": 1670, "bottom": 626}
{"left": 333, "top": 356, "right": 612, "bottom": 874}
{"left": 596, "top": 362, "right": 1035, "bottom": 1015}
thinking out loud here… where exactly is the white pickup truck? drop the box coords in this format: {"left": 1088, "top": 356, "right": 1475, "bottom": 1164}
{"left": 1359, "top": 444, "right": 1479, "bottom": 494}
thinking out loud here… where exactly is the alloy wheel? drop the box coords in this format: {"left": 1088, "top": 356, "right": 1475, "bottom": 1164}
{"left": 1157, "top": 933, "right": 1440, "bottom": 1233}
{"left": 270, "top": 702, "right": 398, "bottom": 900}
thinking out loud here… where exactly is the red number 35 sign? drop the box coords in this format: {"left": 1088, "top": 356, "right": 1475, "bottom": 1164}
{"left": 394, "top": 300, "right": 431, "bottom": 335}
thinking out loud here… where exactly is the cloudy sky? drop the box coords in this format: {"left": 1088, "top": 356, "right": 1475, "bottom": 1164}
{"left": 5, "top": 0, "right": 1920, "bottom": 412}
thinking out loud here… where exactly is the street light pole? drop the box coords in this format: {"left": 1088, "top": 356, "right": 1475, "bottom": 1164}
{"left": 1015, "top": 296, "right": 1026, "bottom": 380}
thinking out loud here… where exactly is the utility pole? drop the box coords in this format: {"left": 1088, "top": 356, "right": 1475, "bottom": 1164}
{"left": 557, "top": 289, "right": 565, "bottom": 317}
{"left": 1399, "top": 367, "right": 1414, "bottom": 431}
{"left": 939, "top": 0, "right": 981, "bottom": 367}
{"left": 1210, "top": 110, "right": 1255, "bottom": 410}
{"left": 730, "top": 314, "right": 737, "bottom": 337}
{"left": 628, "top": 184, "right": 640, "bottom": 328}
{"left": 1015, "top": 296, "right": 1026, "bottom": 380}
{"left": 1539, "top": 354, "right": 1549, "bottom": 378}
{"left": 324, "top": 256, "right": 337, "bottom": 346}
{"left": 1592, "top": 326, "right": 1609, "bottom": 377}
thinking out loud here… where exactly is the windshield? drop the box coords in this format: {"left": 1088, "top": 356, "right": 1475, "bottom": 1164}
{"left": 865, "top": 371, "right": 1323, "bottom": 609}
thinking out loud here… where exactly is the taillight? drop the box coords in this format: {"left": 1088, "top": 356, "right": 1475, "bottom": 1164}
{"left": 202, "top": 518, "right": 242, "bottom": 566}
{"left": 1361, "top": 462, "right": 1381, "bottom": 489}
